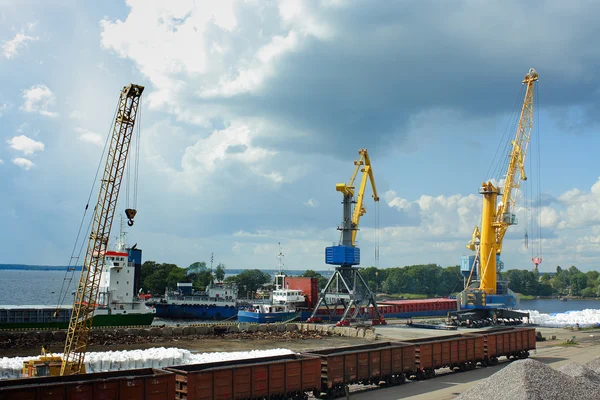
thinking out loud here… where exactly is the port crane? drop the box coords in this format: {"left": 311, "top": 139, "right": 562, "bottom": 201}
{"left": 308, "top": 149, "right": 386, "bottom": 326}
{"left": 450, "top": 68, "right": 539, "bottom": 327}
{"left": 58, "top": 84, "right": 144, "bottom": 375}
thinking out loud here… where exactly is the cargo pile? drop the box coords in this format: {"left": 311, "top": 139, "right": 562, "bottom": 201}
{"left": 0, "top": 347, "right": 294, "bottom": 379}
{"left": 519, "top": 309, "right": 600, "bottom": 327}
{"left": 456, "top": 358, "right": 600, "bottom": 400}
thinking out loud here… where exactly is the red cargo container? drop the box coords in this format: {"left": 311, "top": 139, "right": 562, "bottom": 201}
{"left": 304, "top": 342, "right": 416, "bottom": 398}
{"left": 399, "top": 333, "right": 484, "bottom": 377}
{"left": 165, "top": 354, "right": 320, "bottom": 400}
{"left": 0, "top": 368, "right": 174, "bottom": 400}
{"left": 284, "top": 277, "right": 319, "bottom": 308}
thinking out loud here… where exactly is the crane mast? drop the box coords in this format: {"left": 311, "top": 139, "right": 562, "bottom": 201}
{"left": 61, "top": 84, "right": 144, "bottom": 375}
{"left": 308, "top": 149, "right": 385, "bottom": 326}
{"left": 478, "top": 68, "right": 538, "bottom": 295}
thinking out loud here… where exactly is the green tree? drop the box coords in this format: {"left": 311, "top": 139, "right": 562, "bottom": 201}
{"left": 301, "top": 270, "right": 329, "bottom": 290}
{"left": 581, "top": 287, "right": 596, "bottom": 298}
{"left": 140, "top": 261, "right": 182, "bottom": 295}
{"left": 215, "top": 263, "right": 226, "bottom": 282}
{"left": 225, "top": 269, "right": 271, "bottom": 295}
{"left": 188, "top": 261, "right": 207, "bottom": 273}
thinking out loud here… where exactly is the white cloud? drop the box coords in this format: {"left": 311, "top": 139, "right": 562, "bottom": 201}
{"left": 556, "top": 178, "right": 600, "bottom": 229}
{"left": 2, "top": 24, "right": 39, "bottom": 59}
{"left": 0, "top": 159, "right": 3, "bottom": 164}
{"left": 7, "top": 135, "right": 45, "bottom": 155}
{"left": 0, "top": 103, "right": 7, "bottom": 117}
{"left": 304, "top": 198, "right": 318, "bottom": 207}
{"left": 76, "top": 128, "right": 103, "bottom": 146}
{"left": 20, "top": 84, "right": 58, "bottom": 117}
{"left": 12, "top": 157, "right": 35, "bottom": 170}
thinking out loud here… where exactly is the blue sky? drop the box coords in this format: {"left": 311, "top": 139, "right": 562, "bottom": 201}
{"left": 1, "top": 0, "right": 599, "bottom": 272}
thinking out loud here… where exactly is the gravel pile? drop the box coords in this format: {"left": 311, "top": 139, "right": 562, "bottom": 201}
{"left": 456, "top": 358, "right": 597, "bottom": 400}
{"left": 585, "top": 356, "right": 600, "bottom": 373}
{"left": 558, "top": 362, "right": 600, "bottom": 385}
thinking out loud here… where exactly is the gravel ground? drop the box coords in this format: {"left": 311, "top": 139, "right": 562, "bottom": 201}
{"left": 455, "top": 358, "right": 599, "bottom": 400}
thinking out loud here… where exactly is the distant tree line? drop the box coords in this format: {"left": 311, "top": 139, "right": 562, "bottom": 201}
{"left": 504, "top": 265, "right": 600, "bottom": 297}
{"left": 140, "top": 260, "right": 600, "bottom": 299}
{"left": 140, "top": 261, "right": 227, "bottom": 295}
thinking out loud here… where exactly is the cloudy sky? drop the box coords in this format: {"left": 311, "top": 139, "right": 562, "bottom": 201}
{"left": 1, "top": 0, "right": 599, "bottom": 272}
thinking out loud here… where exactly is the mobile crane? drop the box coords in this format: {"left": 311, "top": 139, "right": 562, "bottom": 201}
{"left": 307, "top": 149, "right": 386, "bottom": 326}
{"left": 24, "top": 84, "right": 144, "bottom": 376}
{"left": 449, "top": 68, "right": 539, "bottom": 327}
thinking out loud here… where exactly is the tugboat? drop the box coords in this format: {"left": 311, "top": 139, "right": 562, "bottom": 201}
{"left": 237, "top": 244, "right": 310, "bottom": 323}
{"left": 147, "top": 280, "right": 240, "bottom": 320}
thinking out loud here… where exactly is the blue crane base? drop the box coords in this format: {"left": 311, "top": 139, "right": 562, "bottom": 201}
{"left": 325, "top": 245, "right": 360, "bottom": 266}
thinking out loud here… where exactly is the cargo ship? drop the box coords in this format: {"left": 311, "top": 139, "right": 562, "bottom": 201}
{"left": 0, "top": 230, "right": 155, "bottom": 330}
{"left": 147, "top": 281, "right": 241, "bottom": 320}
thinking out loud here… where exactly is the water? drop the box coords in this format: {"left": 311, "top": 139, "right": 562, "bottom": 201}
{"left": 0, "top": 270, "right": 77, "bottom": 306}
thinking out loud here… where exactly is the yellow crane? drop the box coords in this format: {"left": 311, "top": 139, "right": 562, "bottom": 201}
{"left": 59, "top": 84, "right": 144, "bottom": 375}
{"left": 450, "top": 68, "right": 538, "bottom": 327}
{"left": 335, "top": 148, "right": 380, "bottom": 248}
{"left": 308, "top": 148, "right": 386, "bottom": 326}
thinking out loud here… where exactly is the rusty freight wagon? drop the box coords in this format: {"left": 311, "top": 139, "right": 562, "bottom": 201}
{"left": 465, "top": 326, "right": 536, "bottom": 365}
{"left": 304, "top": 342, "right": 416, "bottom": 398}
{"left": 0, "top": 368, "right": 174, "bottom": 400}
{"left": 399, "top": 333, "right": 484, "bottom": 378}
{"left": 165, "top": 354, "right": 320, "bottom": 400}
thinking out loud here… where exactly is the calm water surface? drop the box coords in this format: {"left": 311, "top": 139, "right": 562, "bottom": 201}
{"left": 2, "top": 270, "right": 600, "bottom": 314}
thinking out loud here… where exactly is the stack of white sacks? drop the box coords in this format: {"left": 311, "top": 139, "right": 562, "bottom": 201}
{"left": 0, "top": 347, "right": 294, "bottom": 379}
{"left": 520, "top": 309, "right": 600, "bottom": 328}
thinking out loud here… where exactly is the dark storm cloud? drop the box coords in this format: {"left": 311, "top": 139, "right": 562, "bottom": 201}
{"left": 195, "top": 0, "right": 600, "bottom": 158}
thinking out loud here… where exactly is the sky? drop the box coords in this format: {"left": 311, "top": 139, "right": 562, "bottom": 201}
{"left": 1, "top": 0, "right": 599, "bottom": 272}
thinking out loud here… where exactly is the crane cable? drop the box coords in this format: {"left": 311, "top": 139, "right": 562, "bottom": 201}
{"left": 125, "top": 96, "right": 142, "bottom": 226}
{"left": 54, "top": 99, "right": 120, "bottom": 314}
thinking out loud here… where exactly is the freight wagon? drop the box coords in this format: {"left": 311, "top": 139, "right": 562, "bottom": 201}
{"left": 465, "top": 326, "right": 536, "bottom": 365}
{"left": 0, "top": 327, "right": 537, "bottom": 400}
{"left": 0, "top": 368, "right": 174, "bottom": 400}
{"left": 165, "top": 354, "right": 320, "bottom": 400}
{"left": 305, "top": 342, "right": 415, "bottom": 398}
{"left": 399, "top": 333, "right": 485, "bottom": 379}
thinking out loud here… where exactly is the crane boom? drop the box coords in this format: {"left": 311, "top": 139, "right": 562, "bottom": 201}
{"left": 61, "top": 84, "right": 144, "bottom": 375}
{"left": 478, "top": 68, "right": 538, "bottom": 295}
{"left": 336, "top": 149, "right": 379, "bottom": 246}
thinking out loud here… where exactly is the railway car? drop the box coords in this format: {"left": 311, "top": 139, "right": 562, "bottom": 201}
{"left": 399, "top": 333, "right": 485, "bottom": 379}
{"left": 165, "top": 354, "right": 320, "bottom": 400}
{"left": 304, "top": 342, "right": 416, "bottom": 398}
{"left": 0, "top": 368, "right": 174, "bottom": 400}
{"left": 464, "top": 326, "right": 536, "bottom": 365}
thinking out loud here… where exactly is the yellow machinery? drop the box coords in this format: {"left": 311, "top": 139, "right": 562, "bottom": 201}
{"left": 450, "top": 68, "right": 538, "bottom": 327}
{"left": 22, "top": 346, "right": 63, "bottom": 378}
{"left": 23, "top": 84, "right": 144, "bottom": 376}
{"left": 308, "top": 149, "right": 386, "bottom": 326}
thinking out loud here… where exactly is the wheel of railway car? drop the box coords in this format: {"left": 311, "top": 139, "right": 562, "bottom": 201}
{"left": 416, "top": 370, "right": 425, "bottom": 380}
{"left": 312, "top": 389, "right": 323, "bottom": 399}
{"left": 426, "top": 369, "right": 436, "bottom": 379}
{"left": 470, "top": 362, "right": 477, "bottom": 370}
{"left": 490, "top": 357, "right": 499, "bottom": 365}
{"left": 519, "top": 351, "right": 528, "bottom": 359}
{"left": 459, "top": 363, "right": 469, "bottom": 372}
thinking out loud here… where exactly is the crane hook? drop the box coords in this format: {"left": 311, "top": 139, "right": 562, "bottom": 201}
{"left": 125, "top": 209, "right": 137, "bottom": 227}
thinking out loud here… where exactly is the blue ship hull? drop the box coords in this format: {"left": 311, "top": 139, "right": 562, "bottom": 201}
{"left": 237, "top": 310, "right": 312, "bottom": 323}
{"left": 153, "top": 303, "right": 238, "bottom": 320}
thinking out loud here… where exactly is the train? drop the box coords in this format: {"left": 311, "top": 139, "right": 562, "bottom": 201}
{"left": 0, "top": 326, "right": 536, "bottom": 400}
